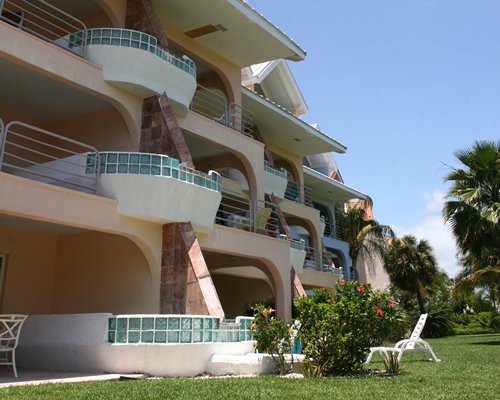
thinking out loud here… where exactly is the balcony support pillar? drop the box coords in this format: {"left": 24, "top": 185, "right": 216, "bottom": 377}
{"left": 160, "top": 222, "right": 224, "bottom": 319}
{"left": 125, "top": 0, "right": 169, "bottom": 48}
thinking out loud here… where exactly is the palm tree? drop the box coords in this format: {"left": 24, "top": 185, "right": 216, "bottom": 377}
{"left": 336, "top": 206, "right": 395, "bottom": 281}
{"left": 443, "top": 140, "right": 499, "bottom": 297}
{"left": 384, "top": 235, "right": 438, "bottom": 314}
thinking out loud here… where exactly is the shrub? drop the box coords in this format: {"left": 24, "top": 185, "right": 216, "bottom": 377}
{"left": 250, "top": 305, "right": 294, "bottom": 375}
{"left": 294, "top": 281, "right": 406, "bottom": 375}
{"left": 383, "top": 352, "right": 402, "bottom": 376}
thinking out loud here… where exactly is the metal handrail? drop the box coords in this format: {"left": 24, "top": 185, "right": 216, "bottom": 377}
{"left": 215, "top": 189, "right": 252, "bottom": 230}
{"left": 69, "top": 28, "right": 196, "bottom": 78}
{"left": 284, "top": 179, "right": 313, "bottom": 207}
{"left": 190, "top": 84, "right": 254, "bottom": 137}
{"left": 1, "top": 0, "right": 87, "bottom": 56}
{"left": 0, "top": 120, "right": 99, "bottom": 194}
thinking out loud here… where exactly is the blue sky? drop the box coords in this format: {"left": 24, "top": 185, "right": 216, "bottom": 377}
{"left": 249, "top": 0, "right": 500, "bottom": 277}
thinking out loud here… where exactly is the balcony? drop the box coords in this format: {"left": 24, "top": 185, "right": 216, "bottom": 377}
{"left": 68, "top": 28, "right": 197, "bottom": 115}
{"left": 0, "top": 0, "right": 87, "bottom": 56}
{"left": 191, "top": 85, "right": 254, "bottom": 137}
{"left": 279, "top": 236, "right": 307, "bottom": 273}
{"left": 95, "top": 152, "right": 221, "bottom": 232}
{"left": 0, "top": 119, "right": 222, "bottom": 232}
{"left": 263, "top": 160, "right": 288, "bottom": 198}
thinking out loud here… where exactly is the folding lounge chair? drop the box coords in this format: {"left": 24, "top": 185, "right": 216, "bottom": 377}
{"left": 0, "top": 315, "right": 28, "bottom": 378}
{"left": 365, "top": 314, "right": 441, "bottom": 364}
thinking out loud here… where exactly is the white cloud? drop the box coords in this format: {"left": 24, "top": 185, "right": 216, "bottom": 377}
{"left": 424, "top": 190, "right": 446, "bottom": 214}
{"left": 392, "top": 190, "right": 461, "bottom": 278}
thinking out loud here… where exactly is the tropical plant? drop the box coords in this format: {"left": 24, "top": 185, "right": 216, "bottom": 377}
{"left": 443, "top": 140, "right": 500, "bottom": 308}
{"left": 294, "top": 281, "right": 406, "bottom": 376}
{"left": 383, "top": 352, "right": 402, "bottom": 376}
{"left": 249, "top": 305, "right": 294, "bottom": 375}
{"left": 336, "top": 206, "right": 395, "bottom": 281}
{"left": 384, "top": 235, "right": 438, "bottom": 315}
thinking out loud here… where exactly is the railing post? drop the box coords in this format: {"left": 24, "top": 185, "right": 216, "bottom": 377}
{"left": 0, "top": 0, "right": 4, "bottom": 17}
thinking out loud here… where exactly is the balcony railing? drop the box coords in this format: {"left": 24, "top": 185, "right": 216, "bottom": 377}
{"left": 284, "top": 179, "right": 313, "bottom": 207}
{"left": 0, "top": 120, "right": 99, "bottom": 194}
{"left": 264, "top": 160, "right": 287, "bottom": 179}
{"left": 191, "top": 85, "right": 254, "bottom": 137}
{"left": 323, "top": 220, "right": 346, "bottom": 241}
{"left": 215, "top": 194, "right": 282, "bottom": 238}
{"left": 215, "top": 189, "right": 252, "bottom": 230}
{"left": 92, "top": 152, "right": 221, "bottom": 193}
{"left": 68, "top": 28, "right": 196, "bottom": 78}
{"left": 0, "top": 0, "right": 87, "bottom": 56}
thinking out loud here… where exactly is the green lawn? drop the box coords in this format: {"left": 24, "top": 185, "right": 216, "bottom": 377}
{"left": 3, "top": 334, "right": 500, "bottom": 399}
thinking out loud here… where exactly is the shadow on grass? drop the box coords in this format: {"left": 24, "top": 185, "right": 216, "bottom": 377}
{"left": 471, "top": 341, "right": 500, "bottom": 346}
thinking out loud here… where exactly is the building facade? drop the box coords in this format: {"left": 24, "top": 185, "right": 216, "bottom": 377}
{"left": 0, "top": 0, "right": 371, "bottom": 329}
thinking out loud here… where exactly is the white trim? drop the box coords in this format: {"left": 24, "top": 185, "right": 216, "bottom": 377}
{"left": 303, "top": 166, "right": 368, "bottom": 200}
{"left": 242, "top": 87, "right": 347, "bottom": 153}
{"left": 230, "top": 0, "right": 306, "bottom": 61}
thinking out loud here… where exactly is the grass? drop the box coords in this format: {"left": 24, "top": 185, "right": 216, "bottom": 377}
{"left": 2, "top": 334, "right": 500, "bottom": 399}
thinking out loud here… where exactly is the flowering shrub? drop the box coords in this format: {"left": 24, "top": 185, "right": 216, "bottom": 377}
{"left": 294, "top": 281, "right": 406, "bottom": 375}
{"left": 250, "top": 305, "right": 294, "bottom": 375}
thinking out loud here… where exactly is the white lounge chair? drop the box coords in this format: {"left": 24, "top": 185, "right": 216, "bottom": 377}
{"left": 0, "top": 315, "right": 28, "bottom": 378}
{"left": 365, "top": 314, "right": 441, "bottom": 364}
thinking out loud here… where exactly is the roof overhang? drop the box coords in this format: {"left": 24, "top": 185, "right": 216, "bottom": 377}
{"left": 153, "top": 0, "right": 306, "bottom": 67}
{"left": 303, "top": 166, "right": 368, "bottom": 202}
{"left": 242, "top": 87, "right": 347, "bottom": 156}
{"left": 243, "top": 59, "right": 309, "bottom": 116}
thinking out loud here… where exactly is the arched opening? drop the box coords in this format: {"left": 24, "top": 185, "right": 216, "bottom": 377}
{"left": 203, "top": 251, "right": 282, "bottom": 319}
{"left": 0, "top": 216, "right": 158, "bottom": 315}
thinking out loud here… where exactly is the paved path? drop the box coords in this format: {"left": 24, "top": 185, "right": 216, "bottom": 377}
{"left": 0, "top": 370, "right": 146, "bottom": 388}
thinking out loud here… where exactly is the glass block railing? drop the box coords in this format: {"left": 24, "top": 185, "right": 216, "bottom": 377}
{"left": 108, "top": 315, "right": 254, "bottom": 344}
{"left": 68, "top": 28, "right": 196, "bottom": 78}
{"left": 86, "top": 152, "right": 221, "bottom": 193}
{"left": 264, "top": 160, "right": 287, "bottom": 179}
{"left": 279, "top": 235, "right": 306, "bottom": 251}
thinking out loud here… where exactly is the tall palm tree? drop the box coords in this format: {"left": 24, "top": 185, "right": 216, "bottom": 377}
{"left": 443, "top": 140, "right": 499, "bottom": 295}
{"left": 384, "top": 235, "right": 438, "bottom": 314}
{"left": 336, "top": 207, "right": 395, "bottom": 281}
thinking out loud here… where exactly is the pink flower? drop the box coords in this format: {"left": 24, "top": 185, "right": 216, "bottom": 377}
{"left": 388, "top": 301, "right": 396, "bottom": 308}
{"left": 339, "top": 278, "right": 346, "bottom": 285}
{"left": 376, "top": 306, "right": 384, "bottom": 317}
{"left": 357, "top": 285, "right": 365, "bottom": 294}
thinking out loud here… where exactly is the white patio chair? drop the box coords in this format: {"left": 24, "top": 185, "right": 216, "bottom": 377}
{"left": 365, "top": 314, "right": 441, "bottom": 364}
{"left": 0, "top": 315, "right": 28, "bottom": 378}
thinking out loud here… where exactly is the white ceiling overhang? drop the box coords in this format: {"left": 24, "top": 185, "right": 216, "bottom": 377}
{"left": 303, "top": 166, "right": 368, "bottom": 201}
{"left": 242, "top": 87, "right": 347, "bottom": 156}
{"left": 152, "top": 0, "right": 306, "bottom": 67}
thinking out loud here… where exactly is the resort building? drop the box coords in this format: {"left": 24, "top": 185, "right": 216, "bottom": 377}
{"left": 0, "top": 0, "right": 378, "bottom": 375}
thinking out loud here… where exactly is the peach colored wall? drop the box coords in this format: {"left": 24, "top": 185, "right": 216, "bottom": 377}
{"left": 0, "top": 226, "right": 57, "bottom": 314}
{"left": 92, "top": 0, "right": 127, "bottom": 28}
{"left": 49, "top": 106, "right": 134, "bottom": 152}
{"left": 81, "top": 9, "right": 113, "bottom": 29}
{"left": 161, "top": 24, "right": 241, "bottom": 106}
{"left": 212, "top": 275, "right": 272, "bottom": 319}
{"left": 52, "top": 231, "right": 158, "bottom": 314}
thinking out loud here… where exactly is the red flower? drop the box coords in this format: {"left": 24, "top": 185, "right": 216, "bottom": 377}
{"left": 388, "top": 301, "right": 396, "bottom": 308}
{"left": 376, "top": 306, "right": 384, "bottom": 317}
{"left": 339, "top": 278, "right": 346, "bottom": 285}
{"left": 357, "top": 285, "right": 365, "bottom": 294}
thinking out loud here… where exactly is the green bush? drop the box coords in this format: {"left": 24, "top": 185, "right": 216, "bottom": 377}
{"left": 294, "top": 281, "right": 406, "bottom": 376}
{"left": 250, "top": 305, "right": 294, "bottom": 375}
{"left": 453, "top": 311, "right": 500, "bottom": 335}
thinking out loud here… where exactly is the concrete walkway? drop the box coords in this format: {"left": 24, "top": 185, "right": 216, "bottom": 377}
{"left": 0, "top": 369, "right": 146, "bottom": 388}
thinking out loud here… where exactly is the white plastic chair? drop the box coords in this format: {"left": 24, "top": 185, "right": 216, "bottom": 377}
{"left": 0, "top": 315, "right": 28, "bottom": 378}
{"left": 365, "top": 314, "right": 441, "bottom": 364}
